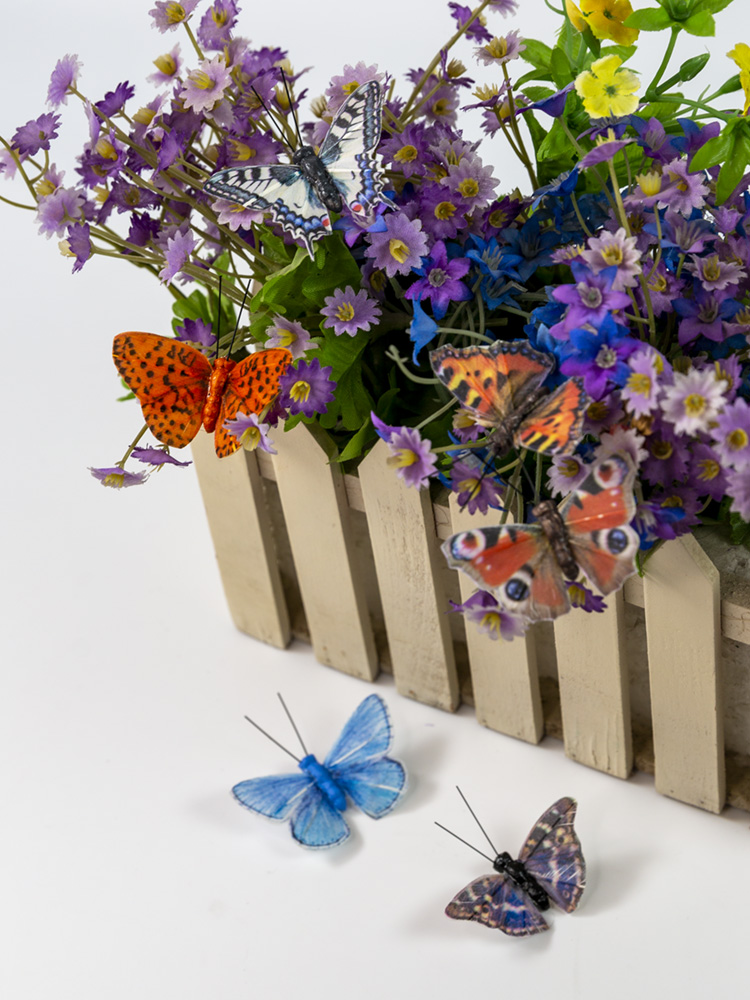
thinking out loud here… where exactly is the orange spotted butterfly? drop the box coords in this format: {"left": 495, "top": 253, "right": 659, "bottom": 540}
{"left": 112, "top": 333, "right": 291, "bottom": 458}
{"left": 442, "top": 454, "right": 639, "bottom": 621}
{"left": 430, "top": 340, "right": 587, "bottom": 456}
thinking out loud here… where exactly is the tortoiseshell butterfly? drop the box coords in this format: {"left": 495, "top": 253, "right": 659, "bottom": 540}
{"left": 441, "top": 796, "right": 585, "bottom": 937}
{"left": 443, "top": 454, "right": 639, "bottom": 620}
{"left": 430, "top": 340, "right": 587, "bottom": 456}
{"left": 112, "top": 333, "right": 291, "bottom": 458}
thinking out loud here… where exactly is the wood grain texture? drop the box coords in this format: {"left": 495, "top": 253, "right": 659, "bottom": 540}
{"left": 554, "top": 589, "right": 633, "bottom": 778}
{"left": 448, "top": 496, "right": 543, "bottom": 742}
{"left": 271, "top": 423, "right": 378, "bottom": 680}
{"left": 191, "top": 429, "right": 291, "bottom": 648}
{"left": 358, "top": 440, "right": 459, "bottom": 710}
{"left": 643, "top": 535, "right": 725, "bottom": 813}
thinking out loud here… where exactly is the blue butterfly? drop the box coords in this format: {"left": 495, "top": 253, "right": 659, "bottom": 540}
{"left": 203, "top": 80, "right": 394, "bottom": 259}
{"left": 439, "top": 796, "right": 585, "bottom": 936}
{"left": 233, "top": 693, "right": 407, "bottom": 849}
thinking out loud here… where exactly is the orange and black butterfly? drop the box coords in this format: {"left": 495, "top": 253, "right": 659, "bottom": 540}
{"left": 429, "top": 340, "right": 587, "bottom": 456}
{"left": 112, "top": 333, "right": 291, "bottom": 458}
{"left": 442, "top": 455, "right": 639, "bottom": 621}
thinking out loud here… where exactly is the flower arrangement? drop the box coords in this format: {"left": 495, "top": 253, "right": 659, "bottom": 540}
{"left": 3, "top": 0, "right": 750, "bottom": 639}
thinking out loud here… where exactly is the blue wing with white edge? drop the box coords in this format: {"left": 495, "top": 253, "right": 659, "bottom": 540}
{"left": 336, "top": 758, "right": 406, "bottom": 818}
{"left": 290, "top": 784, "right": 351, "bottom": 849}
{"left": 232, "top": 772, "right": 313, "bottom": 820}
{"left": 203, "top": 163, "right": 332, "bottom": 256}
{"left": 319, "top": 81, "right": 394, "bottom": 224}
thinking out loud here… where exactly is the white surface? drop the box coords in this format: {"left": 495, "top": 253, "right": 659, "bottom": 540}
{"left": 2, "top": 3, "right": 749, "bottom": 998}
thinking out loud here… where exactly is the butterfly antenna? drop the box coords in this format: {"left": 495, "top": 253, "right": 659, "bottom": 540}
{"left": 434, "top": 822, "right": 495, "bottom": 865}
{"left": 280, "top": 68, "right": 303, "bottom": 147}
{"left": 277, "top": 693, "right": 308, "bottom": 756}
{"left": 456, "top": 786, "right": 499, "bottom": 855}
{"left": 251, "top": 86, "right": 293, "bottom": 153}
{"left": 243, "top": 714, "right": 300, "bottom": 763}
{"left": 226, "top": 276, "right": 254, "bottom": 356}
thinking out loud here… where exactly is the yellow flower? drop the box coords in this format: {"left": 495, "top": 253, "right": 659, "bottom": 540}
{"left": 575, "top": 55, "right": 640, "bottom": 119}
{"left": 728, "top": 43, "right": 750, "bottom": 115}
{"left": 567, "top": 0, "right": 639, "bottom": 45}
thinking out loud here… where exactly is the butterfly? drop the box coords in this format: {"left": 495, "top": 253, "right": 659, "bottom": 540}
{"left": 203, "top": 80, "right": 394, "bottom": 259}
{"left": 442, "top": 454, "right": 640, "bottom": 620}
{"left": 232, "top": 693, "right": 407, "bottom": 849}
{"left": 112, "top": 333, "right": 291, "bottom": 458}
{"left": 441, "top": 796, "right": 585, "bottom": 937}
{"left": 430, "top": 340, "right": 587, "bottom": 457}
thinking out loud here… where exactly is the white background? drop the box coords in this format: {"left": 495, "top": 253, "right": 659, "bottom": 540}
{"left": 2, "top": 2, "right": 749, "bottom": 998}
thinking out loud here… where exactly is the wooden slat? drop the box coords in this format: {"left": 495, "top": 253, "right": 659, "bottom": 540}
{"left": 554, "top": 589, "right": 633, "bottom": 778}
{"left": 358, "top": 440, "right": 459, "bottom": 710}
{"left": 447, "top": 497, "right": 543, "bottom": 743}
{"left": 271, "top": 423, "right": 378, "bottom": 680}
{"left": 191, "top": 430, "right": 291, "bottom": 648}
{"left": 643, "top": 535, "right": 725, "bottom": 812}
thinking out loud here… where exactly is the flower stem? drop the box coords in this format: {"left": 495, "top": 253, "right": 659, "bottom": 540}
{"left": 645, "top": 27, "right": 679, "bottom": 100}
{"left": 116, "top": 423, "right": 150, "bottom": 468}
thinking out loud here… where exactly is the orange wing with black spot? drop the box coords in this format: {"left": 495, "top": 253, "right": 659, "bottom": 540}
{"left": 515, "top": 377, "right": 587, "bottom": 455}
{"left": 113, "top": 333, "right": 211, "bottom": 448}
{"left": 214, "top": 348, "right": 292, "bottom": 458}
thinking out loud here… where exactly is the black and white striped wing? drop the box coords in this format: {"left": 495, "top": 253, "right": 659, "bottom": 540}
{"left": 319, "top": 81, "right": 394, "bottom": 225}
{"left": 204, "top": 163, "right": 332, "bottom": 256}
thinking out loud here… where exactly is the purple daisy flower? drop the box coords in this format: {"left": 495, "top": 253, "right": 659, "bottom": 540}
{"left": 728, "top": 468, "right": 750, "bottom": 521}
{"left": 673, "top": 288, "right": 738, "bottom": 346}
{"left": 198, "top": 0, "right": 239, "bottom": 50}
{"left": 415, "top": 184, "right": 471, "bottom": 241}
{"left": 149, "top": 0, "right": 200, "bottom": 33}
{"left": 265, "top": 315, "right": 313, "bottom": 359}
{"left": 659, "top": 157, "right": 709, "bottom": 214}
{"left": 37, "top": 186, "right": 85, "bottom": 238}
{"left": 449, "top": 458, "right": 504, "bottom": 514}
{"left": 11, "top": 113, "right": 60, "bottom": 157}
{"left": 223, "top": 412, "right": 277, "bottom": 454}
{"left": 689, "top": 443, "right": 728, "bottom": 502}
{"left": 380, "top": 122, "right": 436, "bottom": 179}
{"left": 386, "top": 427, "right": 438, "bottom": 489}
{"left": 641, "top": 418, "right": 690, "bottom": 487}
{"left": 181, "top": 54, "right": 232, "bottom": 114}
{"left": 648, "top": 209, "right": 715, "bottom": 255}
{"left": 149, "top": 45, "right": 182, "bottom": 86}
{"left": 639, "top": 260, "right": 684, "bottom": 316}
{"left": 364, "top": 212, "right": 429, "bottom": 278}
{"left": 582, "top": 393, "right": 625, "bottom": 436}
{"left": 550, "top": 263, "right": 631, "bottom": 338}
{"left": 321, "top": 286, "right": 382, "bottom": 337}
{"left": 212, "top": 198, "right": 265, "bottom": 231}
{"left": 560, "top": 314, "right": 639, "bottom": 400}
{"left": 684, "top": 253, "right": 745, "bottom": 293}
{"left": 449, "top": 590, "right": 529, "bottom": 641}
{"left": 475, "top": 31, "right": 525, "bottom": 66}
{"left": 444, "top": 157, "right": 498, "bottom": 211}
{"left": 567, "top": 581, "right": 607, "bottom": 613}
{"left": 326, "top": 63, "right": 384, "bottom": 112}
{"left": 621, "top": 348, "right": 662, "bottom": 418}
{"left": 47, "top": 55, "right": 81, "bottom": 107}
{"left": 278, "top": 358, "right": 336, "bottom": 418}
{"left": 489, "top": 0, "right": 518, "bottom": 13}
{"left": 158, "top": 227, "right": 196, "bottom": 284}
{"left": 580, "top": 227, "right": 642, "bottom": 291}
{"left": 546, "top": 453, "right": 588, "bottom": 497}
{"left": 579, "top": 135, "right": 634, "bottom": 168}
{"left": 661, "top": 367, "right": 726, "bottom": 436}
{"left": 175, "top": 317, "right": 216, "bottom": 349}
{"left": 131, "top": 447, "right": 192, "bottom": 467}
{"left": 449, "top": 3, "right": 493, "bottom": 42}
{"left": 649, "top": 486, "right": 702, "bottom": 535}
{"left": 404, "top": 240, "right": 472, "bottom": 320}
{"left": 66, "top": 222, "right": 92, "bottom": 273}
{"left": 90, "top": 466, "right": 148, "bottom": 489}
{"left": 96, "top": 82, "right": 135, "bottom": 117}
{"left": 711, "top": 397, "right": 750, "bottom": 470}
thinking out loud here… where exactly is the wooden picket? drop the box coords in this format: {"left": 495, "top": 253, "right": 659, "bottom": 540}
{"left": 192, "top": 434, "right": 750, "bottom": 816}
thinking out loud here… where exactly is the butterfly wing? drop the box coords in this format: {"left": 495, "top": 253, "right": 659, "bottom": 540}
{"left": 215, "top": 348, "right": 292, "bottom": 458}
{"left": 232, "top": 772, "right": 314, "bottom": 821}
{"left": 319, "top": 81, "right": 393, "bottom": 224}
{"left": 204, "top": 164, "right": 332, "bottom": 256}
{"left": 290, "top": 784, "right": 351, "bottom": 849}
{"left": 514, "top": 376, "right": 587, "bottom": 455}
{"left": 112, "top": 332, "right": 211, "bottom": 448}
{"left": 445, "top": 874, "right": 549, "bottom": 936}
{"left": 558, "top": 455, "right": 639, "bottom": 595}
{"left": 324, "top": 694, "right": 406, "bottom": 819}
{"left": 442, "top": 524, "right": 570, "bottom": 621}
{"left": 430, "top": 341, "right": 554, "bottom": 435}
{"left": 518, "top": 797, "right": 586, "bottom": 914}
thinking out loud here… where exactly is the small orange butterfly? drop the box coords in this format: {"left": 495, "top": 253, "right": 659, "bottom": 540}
{"left": 112, "top": 333, "right": 291, "bottom": 458}
{"left": 429, "top": 340, "right": 587, "bottom": 456}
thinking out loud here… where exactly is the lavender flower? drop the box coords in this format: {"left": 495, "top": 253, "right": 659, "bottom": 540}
{"left": 65, "top": 222, "right": 92, "bottom": 273}
{"left": 547, "top": 452, "right": 588, "bottom": 496}
{"left": 580, "top": 227, "right": 641, "bottom": 291}
{"left": 265, "top": 316, "right": 313, "bottom": 359}
{"left": 364, "top": 212, "right": 429, "bottom": 278}
{"left": 131, "top": 447, "right": 192, "bottom": 467}
{"left": 567, "top": 581, "right": 607, "bottom": 613}
{"left": 661, "top": 367, "right": 726, "bottom": 436}
{"left": 689, "top": 443, "right": 728, "bottom": 501}
{"left": 621, "top": 348, "right": 662, "bottom": 418}
{"left": 198, "top": 0, "right": 240, "bottom": 50}
{"left": 550, "top": 263, "right": 630, "bottom": 338}
{"left": 37, "top": 187, "right": 84, "bottom": 238}
{"left": 89, "top": 466, "right": 148, "bottom": 489}
{"left": 371, "top": 413, "right": 437, "bottom": 489}
{"left": 404, "top": 240, "right": 472, "bottom": 320}
{"left": 175, "top": 317, "right": 216, "bottom": 349}
{"left": 560, "top": 314, "right": 639, "bottom": 399}
{"left": 149, "top": 0, "right": 200, "bottom": 33}
{"left": 223, "top": 412, "right": 277, "bottom": 453}
{"left": 278, "top": 358, "right": 336, "bottom": 417}
{"left": 213, "top": 198, "right": 265, "bottom": 231}
{"left": 449, "top": 458, "right": 504, "bottom": 514}
{"left": 12, "top": 113, "right": 60, "bottom": 157}
{"left": 158, "top": 228, "right": 196, "bottom": 284}
{"left": 728, "top": 468, "right": 750, "bottom": 521}
{"left": 321, "top": 286, "right": 382, "bottom": 336}
{"left": 181, "top": 55, "right": 233, "bottom": 114}
{"left": 47, "top": 55, "right": 81, "bottom": 107}
{"left": 96, "top": 82, "right": 135, "bottom": 117}
{"left": 326, "top": 63, "right": 384, "bottom": 112}
{"left": 684, "top": 253, "right": 745, "bottom": 293}
{"left": 149, "top": 45, "right": 183, "bottom": 86}
{"left": 449, "top": 590, "right": 529, "bottom": 641}
{"left": 475, "top": 31, "right": 525, "bottom": 66}
{"left": 711, "top": 398, "right": 750, "bottom": 470}
{"left": 659, "top": 158, "right": 709, "bottom": 214}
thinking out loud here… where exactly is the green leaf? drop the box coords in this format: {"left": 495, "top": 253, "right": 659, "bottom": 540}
{"left": 549, "top": 48, "right": 573, "bottom": 90}
{"left": 716, "top": 151, "right": 747, "bottom": 203}
{"left": 337, "top": 419, "right": 375, "bottom": 463}
{"left": 625, "top": 8, "right": 673, "bottom": 30}
{"left": 536, "top": 117, "right": 572, "bottom": 162}
{"left": 523, "top": 113, "right": 549, "bottom": 157}
{"left": 689, "top": 123, "right": 737, "bottom": 170}
{"left": 677, "top": 52, "right": 710, "bottom": 81}
{"left": 729, "top": 512, "right": 750, "bottom": 548}
{"left": 515, "top": 68, "right": 556, "bottom": 89}
{"left": 316, "top": 329, "right": 373, "bottom": 431}
{"left": 600, "top": 44, "right": 638, "bottom": 62}
{"left": 681, "top": 10, "right": 716, "bottom": 35}
{"left": 520, "top": 38, "right": 553, "bottom": 70}
{"left": 701, "top": 0, "right": 734, "bottom": 11}
{"left": 520, "top": 85, "right": 555, "bottom": 103}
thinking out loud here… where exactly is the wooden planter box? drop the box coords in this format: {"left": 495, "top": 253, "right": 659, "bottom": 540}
{"left": 191, "top": 424, "right": 750, "bottom": 815}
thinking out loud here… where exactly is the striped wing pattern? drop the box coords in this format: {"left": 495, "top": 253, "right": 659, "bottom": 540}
{"left": 445, "top": 875, "right": 549, "bottom": 936}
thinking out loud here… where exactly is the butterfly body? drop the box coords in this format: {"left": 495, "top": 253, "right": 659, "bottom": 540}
{"left": 430, "top": 340, "right": 587, "bottom": 457}
{"left": 232, "top": 694, "right": 406, "bottom": 849}
{"left": 445, "top": 797, "right": 585, "bottom": 937}
{"left": 204, "top": 81, "right": 393, "bottom": 258}
{"left": 443, "top": 455, "right": 639, "bottom": 620}
{"left": 112, "top": 332, "right": 291, "bottom": 457}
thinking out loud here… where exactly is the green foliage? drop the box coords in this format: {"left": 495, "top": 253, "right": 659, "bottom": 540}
{"left": 625, "top": 7, "right": 673, "bottom": 31}
{"left": 691, "top": 118, "right": 750, "bottom": 203}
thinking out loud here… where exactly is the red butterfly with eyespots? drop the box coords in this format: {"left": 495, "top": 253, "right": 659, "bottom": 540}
{"left": 112, "top": 333, "right": 291, "bottom": 458}
{"left": 429, "top": 340, "right": 587, "bottom": 456}
{"left": 442, "top": 455, "right": 640, "bottom": 621}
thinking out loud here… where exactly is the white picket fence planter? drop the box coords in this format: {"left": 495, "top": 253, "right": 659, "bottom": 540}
{"left": 191, "top": 424, "right": 750, "bottom": 815}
